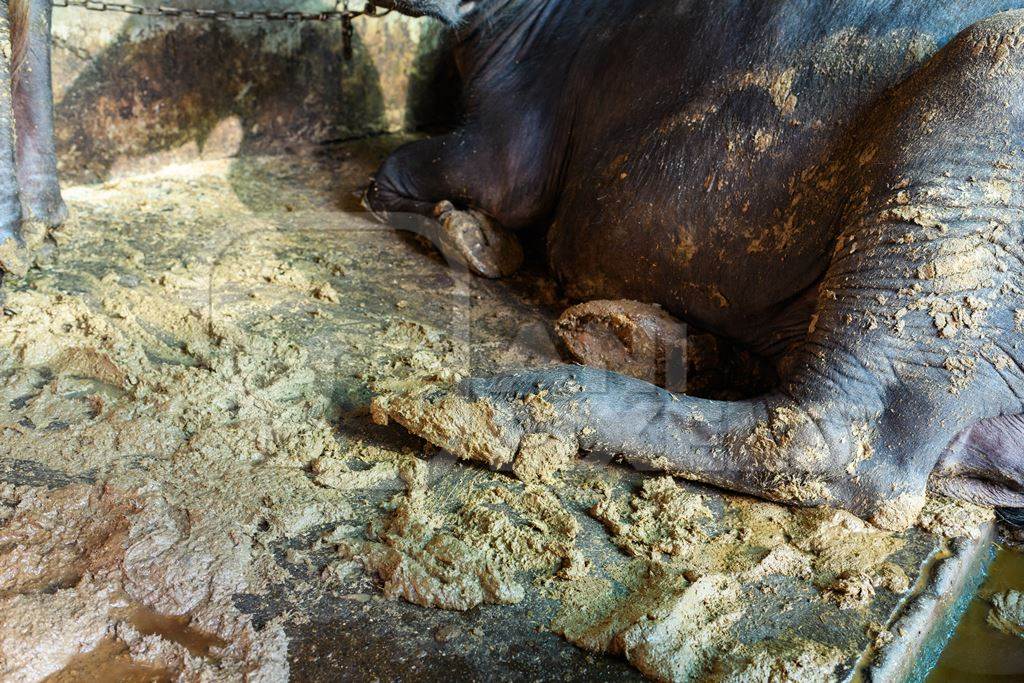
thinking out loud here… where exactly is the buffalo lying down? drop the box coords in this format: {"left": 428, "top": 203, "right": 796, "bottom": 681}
{"left": 2, "top": 0, "right": 1022, "bottom": 530}
{"left": 368, "top": 0, "right": 1024, "bottom": 530}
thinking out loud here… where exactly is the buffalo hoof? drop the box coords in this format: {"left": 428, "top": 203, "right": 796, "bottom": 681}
{"left": 433, "top": 201, "right": 523, "bottom": 278}
{"left": 0, "top": 215, "right": 28, "bottom": 278}
{"left": 0, "top": 216, "right": 53, "bottom": 280}
{"left": 556, "top": 299, "right": 688, "bottom": 391}
{"left": 22, "top": 188, "right": 69, "bottom": 229}
{"left": 555, "top": 299, "right": 777, "bottom": 397}
{"left": 371, "top": 368, "right": 590, "bottom": 482}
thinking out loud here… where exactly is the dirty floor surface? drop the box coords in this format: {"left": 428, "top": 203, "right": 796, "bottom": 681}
{"left": 0, "top": 139, "right": 1013, "bottom": 682}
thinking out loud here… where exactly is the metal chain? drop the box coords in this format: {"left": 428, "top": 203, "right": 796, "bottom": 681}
{"left": 51, "top": 1, "right": 391, "bottom": 59}
{"left": 50, "top": 0, "right": 391, "bottom": 23}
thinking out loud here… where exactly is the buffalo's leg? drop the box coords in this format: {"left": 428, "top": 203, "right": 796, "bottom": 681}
{"left": 376, "top": 13, "right": 1024, "bottom": 530}
{"left": 366, "top": 131, "right": 532, "bottom": 278}
{"left": 11, "top": 0, "right": 65, "bottom": 229}
{"left": 0, "top": 1, "right": 25, "bottom": 277}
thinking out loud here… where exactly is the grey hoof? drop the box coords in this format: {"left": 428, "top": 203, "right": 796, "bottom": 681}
{"left": 22, "top": 190, "right": 68, "bottom": 228}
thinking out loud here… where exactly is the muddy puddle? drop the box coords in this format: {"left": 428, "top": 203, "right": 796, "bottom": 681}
{"left": 928, "top": 548, "right": 1024, "bottom": 682}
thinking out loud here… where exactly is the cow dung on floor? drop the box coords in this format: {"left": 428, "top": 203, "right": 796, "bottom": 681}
{"left": 0, "top": 139, "right": 1002, "bottom": 682}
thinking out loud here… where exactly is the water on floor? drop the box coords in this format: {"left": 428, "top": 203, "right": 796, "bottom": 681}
{"left": 928, "top": 548, "right": 1024, "bottom": 682}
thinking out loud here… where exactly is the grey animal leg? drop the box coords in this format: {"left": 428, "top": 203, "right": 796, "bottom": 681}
{"left": 0, "top": 0, "right": 26, "bottom": 277}
{"left": 11, "top": 0, "right": 65, "bottom": 228}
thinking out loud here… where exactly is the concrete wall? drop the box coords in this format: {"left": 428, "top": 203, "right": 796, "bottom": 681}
{"left": 49, "top": 1, "right": 459, "bottom": 182}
